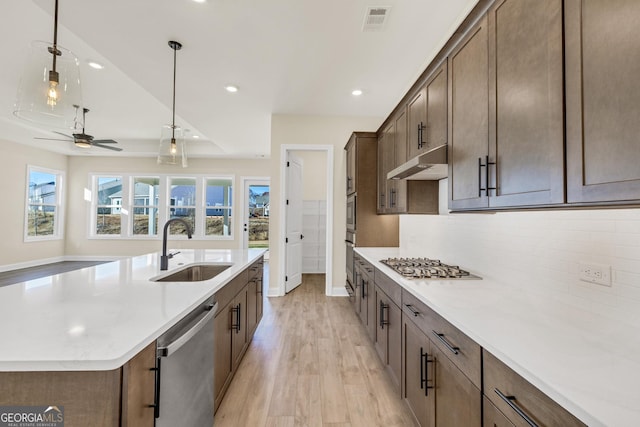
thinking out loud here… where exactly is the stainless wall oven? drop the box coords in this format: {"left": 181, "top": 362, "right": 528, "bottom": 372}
{"left": 346, "top": 194, "right": 356, "bottom": 233}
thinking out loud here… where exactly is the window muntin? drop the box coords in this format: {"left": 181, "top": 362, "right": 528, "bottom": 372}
{"left": 25, "top": 166, "right": 64, "bottom": 239}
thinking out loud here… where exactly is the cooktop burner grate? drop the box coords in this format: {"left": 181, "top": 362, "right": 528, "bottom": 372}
{"left": 380, "top": 257, "right": 481, "bottom": 280}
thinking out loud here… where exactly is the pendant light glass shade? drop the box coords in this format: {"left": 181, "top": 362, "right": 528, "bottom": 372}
{"left": 14, "top": 41, "right": 83, "bottom": 129}
{"left": 157, "top": 40, "right": 187, "bottom": 167}
{"left": 158, "top": 124, "right": 187, "bottom": 167}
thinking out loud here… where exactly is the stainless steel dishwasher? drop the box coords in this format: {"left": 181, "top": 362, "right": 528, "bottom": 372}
{"left": 154, "top": 297, "right": 218, "bottom": 427}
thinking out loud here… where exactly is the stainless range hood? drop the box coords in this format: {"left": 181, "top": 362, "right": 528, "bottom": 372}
{"left": 387, "top": 144, "right": 448, "bottom": 180}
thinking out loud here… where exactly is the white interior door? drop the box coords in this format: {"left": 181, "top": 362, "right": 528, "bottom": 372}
{"left": 285, "top": 152, "right": 303, "bottom": 293}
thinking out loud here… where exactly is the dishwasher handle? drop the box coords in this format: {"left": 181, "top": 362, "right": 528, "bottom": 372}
{"left": 157, "top": 302, "right": 218, "bottom": 358}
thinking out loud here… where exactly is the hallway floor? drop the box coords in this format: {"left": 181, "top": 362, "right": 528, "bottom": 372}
{"left": 214, "top": 273, "right": 416, "bottom": 426}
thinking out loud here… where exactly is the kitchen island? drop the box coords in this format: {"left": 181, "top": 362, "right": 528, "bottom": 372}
{"left": 0, "top": 249, "right": 265, "bottom": 426}
{"left": 356, "top": 247, "right": 640, "bottom": 427}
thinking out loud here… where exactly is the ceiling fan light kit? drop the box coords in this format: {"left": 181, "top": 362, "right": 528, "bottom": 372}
{"left": 157, "top": 40, "right": 188, "bottom": 168}
{"left": 14, "top": 0, "right": 83, "bottom": 129}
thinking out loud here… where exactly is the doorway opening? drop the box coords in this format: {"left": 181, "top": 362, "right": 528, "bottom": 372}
{"left": 279, "top": 144, "right": 334, "bottom": 296}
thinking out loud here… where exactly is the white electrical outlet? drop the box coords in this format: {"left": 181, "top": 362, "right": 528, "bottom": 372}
{"left": 579, "top": 262, "right": 612, "bottom": 287}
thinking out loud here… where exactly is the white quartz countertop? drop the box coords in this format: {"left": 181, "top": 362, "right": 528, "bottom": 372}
{"left": 355, "top": 247, "right": 640, "bottom": 427}
{"left": 0, "top": 249, "right": 265, "bottom": 372}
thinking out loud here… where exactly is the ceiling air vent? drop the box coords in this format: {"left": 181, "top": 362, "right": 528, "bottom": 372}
{"left": 362, "top": 6, "right": 391, "bottom": 32}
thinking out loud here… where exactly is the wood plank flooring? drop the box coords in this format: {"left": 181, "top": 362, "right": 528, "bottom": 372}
{"left": 215, "top": 273, "right": 416, "bottom": 427}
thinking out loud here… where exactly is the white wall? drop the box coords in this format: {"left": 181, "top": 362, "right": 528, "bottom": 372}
{"left": 270, "top": 114, "right": 382, "bottom": 295}
{"left": 400, "top": 179, "right": 640, "bottom": 325}
{"left": 65, "top": 155, "right": 271, "bottom": 257}
{"left": 0, "top": 140, "right": 68, "bottom": 267}
{"left": 296, "top": 150, "right": 327, "bottom": 201}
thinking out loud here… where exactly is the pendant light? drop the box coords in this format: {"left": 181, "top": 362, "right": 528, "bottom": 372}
{"left": 14, "top": 0, "right": 83, "bottom": 129}
{"left": 157, "top": 40, "right": 187, "bottom": 167}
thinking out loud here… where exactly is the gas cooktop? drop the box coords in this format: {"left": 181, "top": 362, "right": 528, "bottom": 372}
{"left": 380, "top": 257, "right": 481, "bottom": 280}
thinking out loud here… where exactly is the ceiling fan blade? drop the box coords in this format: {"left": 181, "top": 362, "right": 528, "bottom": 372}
{"left": 92, "top": 139, "right": 119, "bottom": 144}
{"left": 93, "top": 143, "right": 123, "bottom": 152}
{"left": 53, "top": 131, "right": 74, "bottom": 139}
{"left": 34, "top": 137, "right": 73, "bottom": 141}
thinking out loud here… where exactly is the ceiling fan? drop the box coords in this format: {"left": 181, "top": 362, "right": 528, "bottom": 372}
{"left": 35, "top": 106, "right": 122, "bottom": 151}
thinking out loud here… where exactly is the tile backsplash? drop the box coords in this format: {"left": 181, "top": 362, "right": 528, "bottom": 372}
{"left": 400, "top": 179, "right": 640, "bottom": 326}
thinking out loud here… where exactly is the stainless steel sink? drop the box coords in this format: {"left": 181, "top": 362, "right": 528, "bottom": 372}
{"left": 153, "top": 263, "right": 233, "bottom": 282}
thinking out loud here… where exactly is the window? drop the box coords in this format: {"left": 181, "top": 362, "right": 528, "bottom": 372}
{"left": 95, "top": 176, "right": 123, "bottom": 235}
{"left": 133, "top": 177, "right": 160, "bottom": 236}
{"left": 169, "top": 177, "right": 196, "bottom": 235}
{"left": 206, "top": 178, "right": 233, "bottom": 236}
{"left": 89, "top": 174, "right": 233, "bottom": 239}
{"left": 25, "top": 166, "right": 64, "bottom": 240}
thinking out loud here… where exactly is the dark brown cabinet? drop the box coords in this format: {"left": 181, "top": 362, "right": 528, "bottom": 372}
{"left": 483, "top": 350, "right": 586, "bottom": 427}
{"left": 373, "top": 270, "right": 402, "bottom": 392}
{"left": 402, "top": 291, "right": 482, "bottom": 427}
{"left": 448, "top": 15, "right": 489, "bottom": 210}
{"left": 408, "top": 63, "right": 448, "bottom": 161}
{"left": 449, "top": 0, "right": 564, "bottom": 211}
{"left": 213, "top": 258, "right": 264, "bottom": 412}
{"left": 344, "top": 132, "right": 399, "bottom": 245}
{"left": 565, "top": 0, "right": 640, "bottom": 204}
{"left": 354, "top": 256, "right": 376, "bottom": 341}
{"left": 377, "top": 113, "right": 439, "bottom": 215}
{"left": 377, "top": 124, "right": 394, "bottom": 213}
{"left": 403, "top": 316, "right": 434, "bottom": 427}
{"left": 432, "top": 344, "right": 481, "bottom": 427}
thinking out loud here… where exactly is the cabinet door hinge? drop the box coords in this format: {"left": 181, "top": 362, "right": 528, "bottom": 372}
{"left": 286, "top": 161, "right": 290, "bottom": 167}
{"left": 285, "top": 275, "right": 288, "bottom": 281}
{"left": 285, "top": 237, "right": 289, "bottom": 243}
{"left": 286, "top": 199, "right": 289, "bottom": 205}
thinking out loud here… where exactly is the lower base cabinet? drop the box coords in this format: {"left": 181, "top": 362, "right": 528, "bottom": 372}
{"left": 432, "top": 344, "right": 481, "bottom": 427}
{"left": 483, "top": 350, "right": 586, "bottom": 427}
{"left": 0, "top": 341, "right": 157, "bottom": 427}
{"left": 403, "top": 316, "right": 435, "bottom": 427}
{"left": 214, "top": 257, "right": 264, "bottom": 412}
{"left": 374, "top": 285, "right": 402, "bottom": 391}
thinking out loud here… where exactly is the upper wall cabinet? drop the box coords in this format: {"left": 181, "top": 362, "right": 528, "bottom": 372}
{"left": 408, "top": 63, "right": 448, "bottom": 161}
{"left": 448, "top": 15, "right": 490, "bottom": 210}
{"left": 449, "top": 0, "right": 564, "bottom": 211}
{"left": 565, "top": 0, "right": 640, "bottom": 204}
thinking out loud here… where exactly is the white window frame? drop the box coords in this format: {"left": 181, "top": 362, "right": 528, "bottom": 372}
{"left": 88, "top": 173, "right": 234, "bottom": 240}
{"left": 24, "top": 165, "right": 65, "bottom": 242}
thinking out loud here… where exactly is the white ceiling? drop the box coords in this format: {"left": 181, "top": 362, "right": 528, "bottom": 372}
{"left": 2, "top": 0, "right": 478, "bottom": 158}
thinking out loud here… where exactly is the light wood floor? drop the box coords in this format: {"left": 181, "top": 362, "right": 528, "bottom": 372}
{"left": 215, "top": 273, "right": 417, "bottom": 427}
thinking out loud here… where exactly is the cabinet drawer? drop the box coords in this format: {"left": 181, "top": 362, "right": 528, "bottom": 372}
{"left": 214, "top": 270, "right": 249, "bottom": 312}
{"left": 355, "top": 256, "right": 375, "bottom": 277}
{"left": 402, "top": 290, "right": 481, "bottom": 388}
{"left": 483, "top": 350, "right": 586, "bottom": 427}
{"left": 374, "top": 269, "right": 402, "bottom": 307}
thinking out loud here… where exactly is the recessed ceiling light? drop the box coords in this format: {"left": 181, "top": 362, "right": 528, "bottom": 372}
{"left": 352, "top": 89, "right": 363, "bottom": 96}
{"left": 193, "top": 0, "right": 207, "bottom": 3}
{"left": 193, "top": 135, "right": 200, "bottom": 139}
{"left": 225, "top": 85, "right": 239, "bottom": 93}
{"left": 87, "top": 61, "right": 104, "bottom": 70}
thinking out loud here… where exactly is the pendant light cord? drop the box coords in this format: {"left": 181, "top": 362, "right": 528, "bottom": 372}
{"left": 52, "top": 0, "right": 59, "bottom": 72}
{"left": 171, "top": 44, "right": 177, "bottom": 139}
